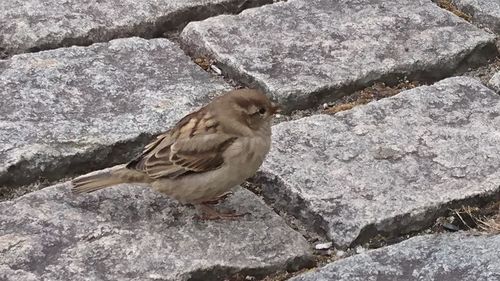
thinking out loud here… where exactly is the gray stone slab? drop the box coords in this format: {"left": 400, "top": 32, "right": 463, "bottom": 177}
{"left": 490, "top": 71, "right": 500, "bottom": 92}
{"left": 0, "top": 37, "right": 229, "bottom": 189}
{"left": 452, "top": 0, "right": 500, "bottom": 34}
{"left": 180, "top": 0, "right": 498, "bottom": 111}
{"left": 0, "top": 0, "right": 273, "bottom": 58}
{"left": 0, "top": 182, "right": 314, "bottom": 281}
{"left": 255, "top": 77, "right": 500, "bottom": 248}
{"left": 290, "top": 233, "right": 500, "bottom": 281}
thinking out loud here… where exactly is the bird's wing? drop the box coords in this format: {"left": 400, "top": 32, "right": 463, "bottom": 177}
{"left": 126, "top": 110, "right": 237, "bottom": 179}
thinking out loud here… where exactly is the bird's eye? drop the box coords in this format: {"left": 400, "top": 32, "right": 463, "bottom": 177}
{"left": 258, "top": 107, "right": 266, "bottom": 114}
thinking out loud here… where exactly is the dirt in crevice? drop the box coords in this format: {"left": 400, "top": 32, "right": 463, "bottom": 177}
{"left": 323, "top": 80, "right": 423, "bottom": 114}
{"left": 435, "top": 0, "right": 472, "bottom": 21}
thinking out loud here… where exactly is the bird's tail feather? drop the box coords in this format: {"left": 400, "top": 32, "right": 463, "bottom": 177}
{"left": 71, "top": 165, "right": 149, "bottom": 194}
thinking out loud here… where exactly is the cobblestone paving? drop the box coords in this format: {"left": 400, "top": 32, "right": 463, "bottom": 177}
{"left": 1, "top": 0, "right": 499, "bottom": 280}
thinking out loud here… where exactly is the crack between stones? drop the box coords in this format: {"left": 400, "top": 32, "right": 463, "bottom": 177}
{"left": 1, "top": 0, "right": 277, "bottom": 59}
{"left": 353, "top": 187, "right": 500, "bottom": 246}
{"left": 186, "top": 255, "right": 314, "bottom": 281}
{"left": 181, "top": 36, "right": 498, "bottom": 114}
{"left": 0, "top": 133, "right": 153, "bottom": 201}
{"left": 249, "top": 170, "right": 500, "bottom": 262}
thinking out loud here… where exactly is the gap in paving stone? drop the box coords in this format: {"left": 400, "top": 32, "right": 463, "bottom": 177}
{"left": 431, "top": 199, "right": 500, "bottom": 234}
{"left": 292, "top": 50, "right": 499, "bottom": 119}
{"left": 163, "top": 0, "right": 287, "bottom": 44}
{"left": 324, "top": 52, "right": 499, "bottom": 114}
{"left": 366, "top": 198, "right": 500, "bottom": 249}
{"left": 433, "top": 0, "right": 472, "bottom": 22}
{"left": 251, "top": 166, "right": 500, "bottom": 250}
{"left": 181, "top": 40, "right": 498, "bottom": 114}
{"left": 0, "top": 0, "right": 276, "bottom": 59}
{"left": 182, "top": 41, "right": 498, "bottom": 114}
{"left": 188, "top": 257, "right": 314, "bottom": 281}
{"left": 0, "top": 133, "right": 152, "bottom": 202}
{"left": 462, "top": 55, "right": 500, "bottom": 87}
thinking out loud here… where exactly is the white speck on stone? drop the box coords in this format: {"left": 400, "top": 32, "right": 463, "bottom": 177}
{"left": 323, "top": 103, "right": 328, "bottom": 109}
{"left": 355, "top": 246, "right": 366, "bottom": 254}
{"left": 245, "top": 275, "right": 256, "bottom": 281}
{"left": 336, "top": 250, "right": 346, "bottom": 257}
{"left": 210, "top": 64, "right": 222, "bottom": 75}
{"left": 315, "top": 242, "right": 333, "bottom": 250}
{"left": 275, "top": 113, "right": 282, "bottom": 118}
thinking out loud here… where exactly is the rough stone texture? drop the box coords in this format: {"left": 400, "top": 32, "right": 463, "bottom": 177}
{"left": 290, "top": 233, "right": 500, "bottom": 281}
{"left": 0, "top": 182, "right": 313, "bottom": 281}
{"left": 180, "top": 0, "right": 498, "bottom": 111}
{"left": 0, "top": 37, "right": 229, "bottom": 189}
{"left": 0, "top": 0, "right": 273, "bottom": 58}
{"left": 256, "top": 77, "right": 500, "bottom": 248}
{"left": 452, "top": 0, "right": 500, "bottom": 34}
{"left": 490, "top": 71, "right": 500, "bottom": 92}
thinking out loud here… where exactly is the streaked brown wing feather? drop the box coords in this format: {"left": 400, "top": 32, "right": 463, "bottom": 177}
{"left": 170, "top": 134, "right": 237, "bottom": 172}
{"left": 126, "top": 108, "right": 237, "bottom": 179}
{"left": 126, "top": 132, "right": 178, "bottom": 178}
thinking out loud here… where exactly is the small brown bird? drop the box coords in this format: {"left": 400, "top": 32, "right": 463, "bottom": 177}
{"left": 72, "top": 89, "right": 280, "bottom": 219}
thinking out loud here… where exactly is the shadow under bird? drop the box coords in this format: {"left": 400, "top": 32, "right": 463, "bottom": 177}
{"left": 71, "top": 89, "right": 280, "bottom": 219}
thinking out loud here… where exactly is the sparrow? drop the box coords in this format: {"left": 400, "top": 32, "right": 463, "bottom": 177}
{"left": 71, "top": 89, "right": 280, "bottom": 219}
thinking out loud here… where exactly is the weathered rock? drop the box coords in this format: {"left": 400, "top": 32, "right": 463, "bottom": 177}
{"left": 0, "top": 182, "right": 314, "bottom": 281}
{"left": 255, "top": 77, "right": 500, "bottom": 248}
{"left": 0, "top": 0, "right": 273, "bottom": 57}
{"left": 0, "top": 37, "right": 229, "bottom": 189}
{"left": 290, "top": 233, "right": 500, "bottom": 281}
{"left": 180, "top": 0, "right": 498, "bottom": 111}
{"left": 452, "top": 0, "right": 500, "bottom": 34}
{"left": 490, "top": 71, "right": 500, "bottom": 92}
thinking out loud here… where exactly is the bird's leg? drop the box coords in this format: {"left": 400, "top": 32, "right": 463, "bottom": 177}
{"left": 200, "top": 191, "right": 234, "bottom": 205}
{"left": 194, "top": 203, "right": 247, "bottom": 220}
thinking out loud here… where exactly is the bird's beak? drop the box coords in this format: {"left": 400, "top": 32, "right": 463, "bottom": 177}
{"left": 270, "top": 103, "right": 282, "bottom": 115}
